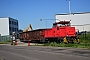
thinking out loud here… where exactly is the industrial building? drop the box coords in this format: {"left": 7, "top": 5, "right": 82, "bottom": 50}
{"left": 56, "top": 12, "right": 90, "bottom": 32}
{"left": 0, "top": 17, "right": 18, "bottom": 37}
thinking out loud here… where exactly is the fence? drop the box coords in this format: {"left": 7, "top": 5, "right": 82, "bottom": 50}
{"left": 79, "top": 32, "right": 90, "bottom": 40}
{"left": 0, "top": 35, "right": 12, "bottom": 42}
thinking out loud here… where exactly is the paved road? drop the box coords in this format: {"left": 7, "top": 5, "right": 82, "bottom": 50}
{"left": 0, "top": 45, "right": 90, "bottom": 60}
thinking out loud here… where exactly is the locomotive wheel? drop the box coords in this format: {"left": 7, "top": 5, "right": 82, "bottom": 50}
{"left": 71, "top": 38, "right": 74, "bottom": 44}
{"left": 59, "top": 39, "right": 62, "bottom": 43}
{"left": 42, "top": 38, "right": 46, "bottom": 43}
{"left": 71, "top": 40, "right": 74, "bottom": 44}
{"left": 74, "top": 38, "right": 77, "bottom": 43}
{"left": 68, "top": 37, "right": 74, "bottom": 44}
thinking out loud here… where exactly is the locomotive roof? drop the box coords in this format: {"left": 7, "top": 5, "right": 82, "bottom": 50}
{"left": 53, "top": 21, "right": 70, "bottom": 24}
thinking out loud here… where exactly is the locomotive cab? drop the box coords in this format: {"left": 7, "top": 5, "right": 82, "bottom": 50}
{"left": 52, "top": 21, "right": 73, "bottom": 37}
{"left": 51, "top": 21, "right": 79, "bottom": 43}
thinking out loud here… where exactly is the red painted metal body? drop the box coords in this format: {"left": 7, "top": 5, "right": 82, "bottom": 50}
{"left": 19, "top": 21, "right": 77, "bottom": 42}
{"left": 44, "top": 21, "right": 76, "bottom": 38}
{"left": 44, "top": 26, "right": 75, "bottom": 38}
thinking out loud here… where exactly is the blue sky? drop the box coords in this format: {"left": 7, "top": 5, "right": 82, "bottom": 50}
{"left": 0, "top": 0, "right": 90, "bottom": 30}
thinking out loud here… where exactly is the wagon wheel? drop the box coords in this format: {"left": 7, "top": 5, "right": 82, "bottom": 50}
{"left": 11, "top": 42, "right": 13, "bottom": 45}
{"left": 57, "top": 38, "right": 61, "bottom": 43}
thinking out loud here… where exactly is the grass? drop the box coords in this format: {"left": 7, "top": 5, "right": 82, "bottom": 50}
{"left": 44, "top": 42, "right": 90, "bottom": 49}
{"left": 0, "top": 40, "right": 12, "bottom": 44}
{"left": 0, "top": 42, "right": 9, "bottom": 44}
{"left": 44, "top": 34, "right": 90, "bottom": 49}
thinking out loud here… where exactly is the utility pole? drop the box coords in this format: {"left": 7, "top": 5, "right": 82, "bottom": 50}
{"left": 66, "top": 0, "right": 71, "bottom": 26}
{"left": 66, "top": 0, "right": 71, "bottom": 14}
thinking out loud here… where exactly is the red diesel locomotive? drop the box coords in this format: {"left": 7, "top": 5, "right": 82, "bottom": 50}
{"left": 19, "top": 21, "right": 79, "bottom": 43}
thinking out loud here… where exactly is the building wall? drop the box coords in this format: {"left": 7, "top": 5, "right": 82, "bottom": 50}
{"left": 9, "top": 17, "right": 18, "bottom": 35}
{"left": 56, "top": 12, "right": 90, "bottom": 32}
{"left": 0, "top": 17, "right": 19, "bottom": 37}
{"left": 0, "top": 18, "right": 9, "bottom": 36}
{"left": 72, "top": 25, "right": 90, "bottom": 32}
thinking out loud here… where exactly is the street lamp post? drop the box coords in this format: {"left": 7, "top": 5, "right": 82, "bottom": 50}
{"left": 40, "top": 18, "right": 60, "bottom": 28}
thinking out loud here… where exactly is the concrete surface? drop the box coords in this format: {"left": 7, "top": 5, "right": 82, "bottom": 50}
{"left": 0, "top": 45, "right": 90, "bottom": 60}
{"left": 16, "top": 40, "right": 44, "bottom": 46}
